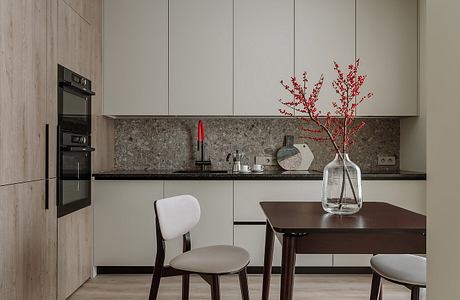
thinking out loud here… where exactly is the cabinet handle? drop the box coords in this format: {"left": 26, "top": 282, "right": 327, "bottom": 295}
{"left": 45, "top": 124, "right": 49, "bottom": 210}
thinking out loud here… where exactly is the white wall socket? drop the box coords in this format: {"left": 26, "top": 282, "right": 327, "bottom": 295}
{"left": 377, "top": 155, "right": 396, "bottom": 166}
{"left": 255, "top": 156, "right": 277, "bottom": 166}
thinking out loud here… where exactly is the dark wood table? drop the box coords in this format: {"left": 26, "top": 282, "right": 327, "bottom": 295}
{"left": 260, "top": 202, "right": 426, "bottom": 300}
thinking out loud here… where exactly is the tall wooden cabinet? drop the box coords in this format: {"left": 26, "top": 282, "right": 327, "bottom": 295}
{"left": 0, "top": 180, "right": 57, "bottom": 300}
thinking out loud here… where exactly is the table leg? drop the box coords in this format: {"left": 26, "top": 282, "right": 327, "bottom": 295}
{"left": 280, "top": 235, "right": 296, "bottom": 300}
{"left": 262, "top": 222, "right": 275, "bottom": 300}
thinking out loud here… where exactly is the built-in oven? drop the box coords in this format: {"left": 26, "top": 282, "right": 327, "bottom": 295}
{"left": 58, "top": 64, "right": 94, "bottom": 133}
{"left": 57, "top": 65, "right": 95, "bottom": 217}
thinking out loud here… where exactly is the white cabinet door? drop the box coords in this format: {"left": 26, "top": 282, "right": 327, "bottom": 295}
{"left": 234, "top": 180, "right": 322, "bottom": 221}
{"left": 356, "top": 0, "right": 418, "bottom": 116}
{"left": 334, "top": 180, "right": 426, "bottom": 266}
{"left": 169, "top": 0, "right": 233, "bottom": 115}
{"left": 103, "top": 0, "right": 168, "bottom": 115}
{"left": 234, "top": 181, "right": 331, "bottom": 266}
{"left": 164, "top": 181, "right": 234, "bottom": 248}
{"left": 93, "top": 180, "right": 181, "bottom": 266}
{"left": 235, "top": 225, "right": 332, "bottom": 267}
{"left": 295, "top": 0, "right": 355, "bottom": 116}
{"left": 234, "top": 0, "right": 294, "bottom": 115}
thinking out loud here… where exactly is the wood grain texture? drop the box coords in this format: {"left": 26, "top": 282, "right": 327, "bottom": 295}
{"left": 68, "top": 274, "right": 422, "bottom": 300}
{"left": 58, "top": 206, "right": 93, "bottom": 300}
{"left": 0, "top": 0, "right": 47, "bottom": 185}
{"left": 63, "top": 0, "right": 97, "bottom": 25}
{"left": 0, "top": 180, "right": 57, "bottom": 300}
{"left": 58, "top": 0, "right": 91, "bottom": 77}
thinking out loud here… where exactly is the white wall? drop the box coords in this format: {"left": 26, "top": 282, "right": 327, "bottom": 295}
{"left": 400, "top": 0, "right": 426, "bottom": 172}
{"left": 425, "top": 0, "right": 460, "bottom": 299}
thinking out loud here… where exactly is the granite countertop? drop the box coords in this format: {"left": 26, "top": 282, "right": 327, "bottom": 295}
{"left": 93, "top": 169, "right": 426, "bottom": 181}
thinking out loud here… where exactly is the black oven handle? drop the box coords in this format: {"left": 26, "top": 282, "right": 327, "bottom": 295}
{"left": 61, "top": 146, "right": 96, "bottom": 152}
{"left": 60, "top": 82, "right": 95, "bottom": 96}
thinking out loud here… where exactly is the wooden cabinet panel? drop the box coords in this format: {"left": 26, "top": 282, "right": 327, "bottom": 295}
{"left": 164, "top": 181, "right": 234, "bottom": 248}
{"left": 63, "top": 0, "right": 97, "bottom": 25}
{"left": 235, "top": 225, "right": 332, "bottom": 267}
{"left": 58, "top": 206, "right": 92, "bottom": 300}
{"left": 93, "top": 180, "right": 176, "bottom": 266}
{"left": 58, "top": 0, "right": 91, "bottom": 78}
{"left": 103, "top": 0, "right": 168, "bottom": 115}
{"left": 234, "top": 0, "right": 294, "bottom": 115}
{"left": 169, "top": 0, "right": 233, "bottom": 115}
{"left": 295, "top": 0, "right": 355, "bottom": 116}
{"left": 234, "top": 181, "right": 322, "bottom": 221}
{"left": 356, "top": 0, "right": 418, "bottom": 116}
{"left": 0, "top": 0, "right": 47, "bottom": 185}
{"left": 0, "top": 180, "right": 57, "bottom": 300}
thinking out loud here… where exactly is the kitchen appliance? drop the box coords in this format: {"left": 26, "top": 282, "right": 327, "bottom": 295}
{"left": 57, "top": 65, "right": 95, "bottom": 217}
{"left": 226, "top": 150, "right": 245, "bottom": 173}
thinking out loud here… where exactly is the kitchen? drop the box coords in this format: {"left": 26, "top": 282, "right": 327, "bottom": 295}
{"left": 0, "top": 0, "right": 458, "bottom": 300}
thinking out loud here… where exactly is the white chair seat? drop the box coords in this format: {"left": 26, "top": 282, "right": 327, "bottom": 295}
{"left": 371, "top": 254, "right": 426, "bottom": 287}
{"left": 170, "top": 245, "right": 250, "bottom": 275}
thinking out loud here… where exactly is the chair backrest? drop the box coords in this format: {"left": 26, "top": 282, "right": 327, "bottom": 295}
{"left": 155, "top": 195, "right": 201, "bottom": 241}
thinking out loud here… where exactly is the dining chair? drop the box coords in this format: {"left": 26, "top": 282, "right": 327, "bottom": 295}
{"left": 149, "top": 194, "right": 251, "bottom": 300}
{"left": 370, "top": 254, "right": 426, "bottom": 300}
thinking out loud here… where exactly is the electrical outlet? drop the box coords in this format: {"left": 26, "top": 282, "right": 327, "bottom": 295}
{"left": 377, "top": 155, "right": 396, "bottom": 166}
{"left": 255, "top": 156, "right": 277, "bottom": 166}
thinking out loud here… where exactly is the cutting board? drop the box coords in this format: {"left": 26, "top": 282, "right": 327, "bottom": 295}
{"left": 294, "top": 144, "right": 314, "bottom": 170}
{"left": 277, "top": 136, "right": 302, "bottom": 170}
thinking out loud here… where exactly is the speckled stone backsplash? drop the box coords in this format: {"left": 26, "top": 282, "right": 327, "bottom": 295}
{"left": 114, "top": 118, "right": 399, "bottom": 172}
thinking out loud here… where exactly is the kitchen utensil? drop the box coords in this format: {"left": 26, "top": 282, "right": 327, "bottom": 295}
{"left": 277, "top": 135, "right": 302, "bottom": 170}
{"left": 226, "top": 150, "right": 245, "bottom": 172}
{"left": 294, "top": 144, "right": 314, "bottom": 170}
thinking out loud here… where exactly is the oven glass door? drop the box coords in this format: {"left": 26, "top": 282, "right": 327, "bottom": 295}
{"left": 59, "top": 148, "right": 91, "bottom": 216}
{"left": 59, "top": 87, "right": 91, "bottom": 132}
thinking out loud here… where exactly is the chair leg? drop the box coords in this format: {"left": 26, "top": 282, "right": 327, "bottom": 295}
{"left": 210, "top": 275, "right": 220, "bottom": 300}
{"left": 239, "top": 268, "right": 250, "bottom": 300}
{"left": 370, "top": 272, "right": 382, "bottom": 300}
{"left": 411, "top": 287, "right": 420, "bottom": 300}
{"left": 149, "top": 264, "right": 163, "bottom": 300}
{"left": 182, "top": 274, "right": 190, "bottom": 300}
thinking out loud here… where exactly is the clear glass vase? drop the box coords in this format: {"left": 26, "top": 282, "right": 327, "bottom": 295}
{"left": 321, "top": 153, "right": 363, "bottom": 215}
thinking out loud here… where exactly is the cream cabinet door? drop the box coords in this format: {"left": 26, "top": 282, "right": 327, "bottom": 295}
{"left": 234, "top": 0, "right": 294, "bottom": 115}
{"left": 93, "top": 180, "right": 175, "bottom": 266}
{"left": 103, "top": 0, "right": 168, "bottom": 115}
{"left": 164, "top": 181, "right": 234, "bottom": 248}
{"left": 169, "top": 0, "right": 233, "bottom": 115}
{"left": 356, "top": 0, "right": 418, "bottom": 116}
{"left": 295, "top": 0, "right": 355, "bottom": 116}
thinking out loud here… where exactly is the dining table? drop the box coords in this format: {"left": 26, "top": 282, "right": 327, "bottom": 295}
{"left": 260, "top": 201, "right": 426, "bottom": 300}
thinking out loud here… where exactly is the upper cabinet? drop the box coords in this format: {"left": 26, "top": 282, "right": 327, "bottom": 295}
{"left": 234, "top": 0, "right": 294, "bottom": 116}
{"left": 356, "top": 0, "right": 418, "bottom": 116}
{"left": 103, "top": 0, "right": 168, "bottom": 115}
{"left": 102, "top": 0, "right": 418, "bottom": 116}
{"left": 169, "top": 0, "right": 233, "bottom": 115}
{"left": 295, "top": 0, "right": 355, "bottom": 116}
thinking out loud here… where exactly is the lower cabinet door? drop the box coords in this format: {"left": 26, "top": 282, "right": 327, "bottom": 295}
{"left": 234, "top": 225, "right": 332, "bottom": 267}
{"left": 0, "top": 180, "right": 57, "bottom": 300}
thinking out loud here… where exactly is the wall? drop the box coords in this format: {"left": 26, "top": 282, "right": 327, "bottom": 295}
{"left": 114, "top": 118, "right": 400, "bottom": 172}
{"left": 425, "top": 0, "right": 460, "bottom": 299}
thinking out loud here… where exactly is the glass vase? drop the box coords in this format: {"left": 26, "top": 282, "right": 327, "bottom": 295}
{"left": 321, "top": 153, "right": 362, "bottom": 215}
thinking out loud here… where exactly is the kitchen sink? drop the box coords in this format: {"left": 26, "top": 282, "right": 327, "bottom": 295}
{"left": 173, "top": 170, "right": 229, "bottom": 174}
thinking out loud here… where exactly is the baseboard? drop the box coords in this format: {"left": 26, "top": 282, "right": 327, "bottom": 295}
{"left": 96, "top": 266, "right": 372, "bottom": 275}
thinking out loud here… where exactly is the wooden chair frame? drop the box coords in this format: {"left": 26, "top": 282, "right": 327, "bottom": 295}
{"left": 370, "top": 271, "right": 425, "bottom": 300}
{"left": 149, "top": 201, "right": 250, "bottom": 300}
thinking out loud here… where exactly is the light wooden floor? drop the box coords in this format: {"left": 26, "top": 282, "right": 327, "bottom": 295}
{"left": 68, "top": 274, "right": 426, "bottom": 299}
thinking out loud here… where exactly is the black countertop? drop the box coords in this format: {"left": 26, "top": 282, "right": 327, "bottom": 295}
{"left": 93, "top": 169, "right": 426, "bottom": 181}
